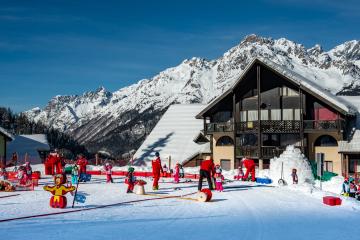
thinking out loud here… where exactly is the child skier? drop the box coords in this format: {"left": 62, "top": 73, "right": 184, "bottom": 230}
{"left": 0, "top": 168, "right": 7, "bottom": 180}
{"left": 179, "top": 164, "right": 185, "bottom": 178}
{"left": 235, "top": 166, "right": 244, "bottom": 180}
{"left": 174, "top": 163, "right": 180, "bottom": 183}
{"left": 291, "top": 168, "right": 298, "bottom": 184}
{"left": 126, "top": 167, "right": 136, "bottom": 193}
{"left": 71, "top": 165, "right": 79, "bottom": 184}
{"left": 104, "top": 162, "right": 113, "bottom": 183}
{"left": 342, "top": 178, "right": 350, "bottom": 196}
{"left": 76, "top": 154, "right": 88, "bottom": 182}
{"left": 214, "top": 167, "right": 224, "bottom": 192}
{"left": 17, "top": 166, "right": 29, "bottom": 186}
{"left": 349, "top": 178, "right": 357, "bottom": 198}
{"left": 24, "top": 161, "right": 32, "bottom": 181}
{"left": 162, "top": 164, "right": 168, "bottom": 177}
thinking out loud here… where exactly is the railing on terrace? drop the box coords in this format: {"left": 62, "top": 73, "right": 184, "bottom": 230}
{"left": 206, "top": 119, "right": 343, "bottom": 133}
{"left": 205, "top": 122, "right": 233, "bottom": 133}
{"left": 236, "top": 146, "right": 299, "bottom": 159}
{"left": 303, "top": 120, "right": 343, "bottom": 131}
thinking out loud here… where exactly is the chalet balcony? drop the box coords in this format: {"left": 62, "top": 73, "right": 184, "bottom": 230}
{"left": 236, "top": 120, "right": 300, "bottom": 133}
{"left": 303, "top": 120, "right": 344, "bottom": 132}
{"left": 205, "top": 122, "right": 233, "bottom": 133}
{"left": 236, "top": 146, "right": 301, "bottom": 159}
{"left": 206, "top": 119, "right": 344, "bottom": 134}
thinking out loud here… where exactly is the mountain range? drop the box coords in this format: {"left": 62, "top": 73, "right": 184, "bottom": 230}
{"left": 25, "top": 34, "right": 360, "bottom": 157}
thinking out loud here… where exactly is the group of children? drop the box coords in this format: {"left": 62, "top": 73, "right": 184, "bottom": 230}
{"left": 342, "top": 177, "right": 360, "bottom": 200}
{"left": 162, "top": 163, "right": 184, "bottom": 183}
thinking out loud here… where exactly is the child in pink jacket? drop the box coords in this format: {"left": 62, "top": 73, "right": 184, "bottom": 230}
{"left": 174, "top": 163, "right": 180, "bottom": 183}
{"left": 214, "top": 166, "right": 224, "bottom": 192}
{"left": 104, "top": 162, "right": 113, "bottom": 183}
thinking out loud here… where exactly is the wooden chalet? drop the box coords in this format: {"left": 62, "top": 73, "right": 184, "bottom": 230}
{"left": 196, "top": 57, "right": 356, "bottom": 176}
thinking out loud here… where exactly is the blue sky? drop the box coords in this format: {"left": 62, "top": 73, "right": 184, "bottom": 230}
{"left": 0, "top": 0, "right": 359, "bottom": 112}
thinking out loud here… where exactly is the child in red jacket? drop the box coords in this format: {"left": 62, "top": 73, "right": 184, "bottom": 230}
{"left": 104, "top": 162, "right": 113, "bottom": 183}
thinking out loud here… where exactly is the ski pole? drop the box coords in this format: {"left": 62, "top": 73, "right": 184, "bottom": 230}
{"left": 71, "top": 174, "right": 81, "bottom": 208}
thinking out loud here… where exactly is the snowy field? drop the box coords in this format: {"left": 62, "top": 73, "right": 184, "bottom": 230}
{"left": 1, "top": 173, "right": 360, "bottom": 240}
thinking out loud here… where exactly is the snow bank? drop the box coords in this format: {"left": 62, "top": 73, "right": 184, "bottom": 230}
{"left": 270, "top": 145, "right": 314, "bottom": 185}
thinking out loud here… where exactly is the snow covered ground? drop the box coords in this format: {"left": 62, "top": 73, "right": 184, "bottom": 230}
{"left": 1, "top": 172, "right": 360, "bottom": 240}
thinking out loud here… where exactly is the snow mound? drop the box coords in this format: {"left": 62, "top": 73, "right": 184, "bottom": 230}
{"left": 270, "top": 145, "right": 314, "bottom": 185}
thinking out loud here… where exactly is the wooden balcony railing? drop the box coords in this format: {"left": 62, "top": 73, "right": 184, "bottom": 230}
{"left": 205, "top": 122, "right": 233, "bottom": 133}
{"left": 303, "top": 120, "right": 343, "bottom": 132}
{"left": 236, "top": 146, "right": 293, "bottom": 159}
{"left": 206, "top": 119, "right": 343, "bottom": 134}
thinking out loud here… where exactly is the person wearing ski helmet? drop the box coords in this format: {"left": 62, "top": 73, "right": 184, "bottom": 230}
{"left": 126, "top": 167, "right": 136, "bottom": 193}
{"left": 342, "top": 177, "right": 350, "bottom": 196}
{"left": 104, "top": 162, "right": 113, "bottom": 183}
{"left": 151, "top": 152, "right": 163, "bottom": 190}
{"left": 214, "top": 167, "right": 224, "bottom": 192}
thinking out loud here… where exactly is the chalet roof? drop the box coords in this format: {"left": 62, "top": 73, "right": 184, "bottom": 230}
{"left": 133, "top": 104, "right": 210, "bottom": 168}
{"left": 0, "top": 126, "right": 14, "bottom": 141}
{"left": 196, "top": 57, "right": 356, "bottom": 118}
{"left": 6, "top": 134, "right": 50, "bottom": 164}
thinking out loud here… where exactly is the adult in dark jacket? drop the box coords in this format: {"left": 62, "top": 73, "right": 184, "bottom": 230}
{"left": 198, "top": 156, "right": 215, "bottom": 191}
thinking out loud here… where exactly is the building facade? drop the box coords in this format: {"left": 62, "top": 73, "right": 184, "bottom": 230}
{"left": 196, "top": 58, "right": 356, "bottom": 176}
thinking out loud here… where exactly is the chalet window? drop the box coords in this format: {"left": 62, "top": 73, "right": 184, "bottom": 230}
{"left": 294, "top": 109, "right": 301, "bottom": 120}
{"left": 216, "top": 136, "right": 234, "bottom": 146}
{"left": 220, "top": 159, "right": 231, "bottom": 171}
{"left": 282, "top": 109, "right": 293, "bottom": 120}
{"left": 282, "top": 87, "right": 299, "bottom": 96}
{"left": 248, "top": 110, "right": 258, "bottom": 121}
{"left": 237, "top": 134, "right": 257, "bottom": 146}
{"left": 280, "top": 134, "right": 301, "bottom": 146}
{"left": 240, "top": 111, "right": 247, "bottom": 122}
{"left": 314, "top": 135, "right": 338, "bottom": 147}
{"left": 213, "top": 111, "right": 232, "bottom": 122}
{"left": 263, "top": 134, "right": 280, "bottom": 146}
{"left": 324, "top": 161, "right": 333, "bottom": 172}
{"left": 271, "top": 109, "right": 281, "bottom": 120}
{"left": 261, "top": 110, "right": 268, "bottom": 120}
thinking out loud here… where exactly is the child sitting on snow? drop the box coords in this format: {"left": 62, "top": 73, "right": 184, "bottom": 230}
{"left": 291, "top": 169, "right": 298, "bottom": 184}
{"left": 104, "top": 162, "right": 113, "bottom": 183}
{"left": 214, "top": 166, "right": 224, "bottom": 192}
{"left": 71, "top": 165, "right": 79, "bottom": 184}
{"left": 126, "top": 167, "right": 136, "bottom": 193}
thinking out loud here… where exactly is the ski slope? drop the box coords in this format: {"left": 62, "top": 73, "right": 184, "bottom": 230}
{"left": 0, "top": 175, "right": 360, "bottom": 240}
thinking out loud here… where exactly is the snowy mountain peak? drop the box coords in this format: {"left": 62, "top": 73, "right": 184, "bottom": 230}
{"left": 26, "top": 35, "right": 360, "bottom": 157}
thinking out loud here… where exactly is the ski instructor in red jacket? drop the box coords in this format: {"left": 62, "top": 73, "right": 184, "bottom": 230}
{"left": 198, "top": 156, "right": 215, "bottom": 191}
{"left": 242, "top": 157, "right": 256, "bottom": 182}
{"left": 152, "top": 152, "right": 163, "bottom": 190}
